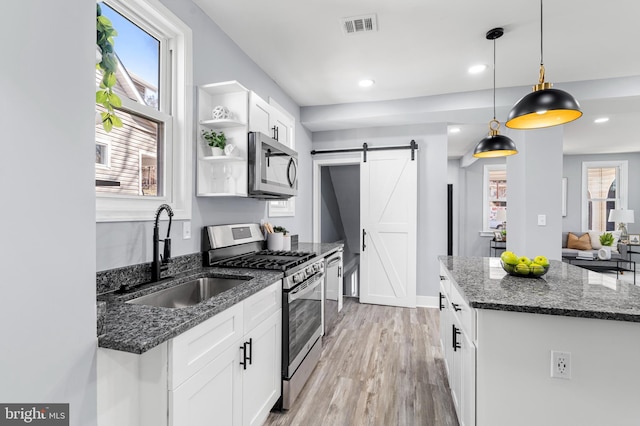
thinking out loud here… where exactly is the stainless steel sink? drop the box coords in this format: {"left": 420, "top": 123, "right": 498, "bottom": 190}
{"left": 126, "top": 276, "right": 250, "bottom": 308}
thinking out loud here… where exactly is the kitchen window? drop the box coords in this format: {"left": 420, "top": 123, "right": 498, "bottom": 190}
{"left": 581, "top": 161, "right": 628, "bottom": 232}
{"left": 482, "top": 164, "right": 507, "bottom": 232}
{"left": 95, "top": 0, "right": 192, "bottom": 222}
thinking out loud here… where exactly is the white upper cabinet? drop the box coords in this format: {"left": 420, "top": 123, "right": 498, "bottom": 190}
{"left": 249, "top": 91, "right": 295, "bottom": 148}
{"left": 249, "top": 91, "right": 272, "bottom": 137}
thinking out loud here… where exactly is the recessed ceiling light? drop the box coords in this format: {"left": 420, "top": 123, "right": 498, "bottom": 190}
{"left": 449, "top": 127, "right": 461, "bottom": 133}
{"left": 359, "top": 79, "right": 375, "bottom": 87}
{"left": 468, "top": 64, "right": 487, "bottom": 74}
{"left": 594, "top": 117, "right": 609, "bottom": 124}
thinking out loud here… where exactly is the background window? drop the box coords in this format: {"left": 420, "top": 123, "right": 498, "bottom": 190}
{"left": 483, "top": 165, "right": 507, "bottom": 232}
{"left": 96, "top": 142, "right": 110, "bottom": 168}
{"left": 582, "top": 161, "right": 628, "bottom": 232}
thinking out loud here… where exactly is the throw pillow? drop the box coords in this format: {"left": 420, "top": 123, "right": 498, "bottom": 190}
{"left": 588, "top": 231, "right": 602, "bottom": 249}
{"left": 567, "top": 232, "right": 593, "bottom": 250}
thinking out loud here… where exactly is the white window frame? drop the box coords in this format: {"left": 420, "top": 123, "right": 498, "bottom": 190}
{"left": 96, "top": 0, "right": 192, "bottom": 222}
{"left": 581, "top": 160, "right": 628, "bottom": 232}
{"left": 95, "top": 141, "right": 111, "bottom": 169}
{"left": 482, "top": 164, "right": 507, "bottom": 233}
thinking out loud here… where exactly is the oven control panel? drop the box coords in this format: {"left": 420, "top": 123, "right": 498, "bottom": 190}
{"left": 285, "top": 259, "right": 325, "bottom": 290}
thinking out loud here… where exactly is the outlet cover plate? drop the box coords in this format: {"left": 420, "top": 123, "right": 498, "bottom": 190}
{"left": 551, "top": 350, "right": 571, "bottom": 379}
{"left": 183, "top": 221, "right": 191, "bottom": 239}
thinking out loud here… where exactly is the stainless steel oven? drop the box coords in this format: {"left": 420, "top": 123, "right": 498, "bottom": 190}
{"left": 248, "top": 132, "right": 298, "bottom": 199}
{"left": 281, "top": 260, "right": 324, "bottom": 408}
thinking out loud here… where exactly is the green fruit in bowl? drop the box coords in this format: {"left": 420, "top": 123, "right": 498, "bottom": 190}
{"left": 517, "top": 256, "right": 531, "bottom": 266}
{"left": 501, "top": 251, "right": 519, "bottom": 265}
{"left": 502, "top": 261, "right": 516, "bottom": 273}
{"left": 515, "top": 263, "right": 530, "bottom": 275}
{"left": 529, "top": 263, "right": 545, "bottom": 276}
{"left": 533, "top": 255, "right": 549, "bottom": 267}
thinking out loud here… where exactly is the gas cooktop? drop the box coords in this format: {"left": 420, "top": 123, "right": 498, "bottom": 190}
{"left": 213, "top": 250, "right": 316, "bottom": 272}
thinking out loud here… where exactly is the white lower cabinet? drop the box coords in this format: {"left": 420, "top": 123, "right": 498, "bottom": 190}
{"left": 242, "top": 311, "right": 281, "bottom": 426}
{"left": 170, "top": 343, "right": 243, "bottom": 425}
{"left": 439, "top": 272, "right": 476, "bottom": 426}
{"left": 170, "top": 309, "right": 280, "bottom": 426}
{"left": 98, "top": 281, "right": 282, "bottom": 426}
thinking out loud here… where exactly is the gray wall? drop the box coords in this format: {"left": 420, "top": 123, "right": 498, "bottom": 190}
{"left": 507, "top": 128, "right": 563, "bottom": 260}
{"left": 96, "top": 0, "right": 314, "bottom": 271}
{"left": 563, "top": 152, "right": 640, "bottom": 234}
{"left": 313, "top": 124, "right": 448, "bottom": 299}
{"left": 1, "top": 1, "right": 97, "bottom": 424}
{"left": 320, "top": 167, "right": 344, "bottom": 243}
{"left": 328, "top": 166, "right": 360, "bottom": 256}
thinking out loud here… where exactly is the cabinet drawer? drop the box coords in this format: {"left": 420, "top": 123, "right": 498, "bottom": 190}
{"left": 450, "top": 283, "right": 475, "bottom": 341}
{"left": 244, "top": 281, "right": 282, "bottom": 334}
{"left": 169, "top": 303, "right": 244, "bottom": 389}
{"left": 439, "top": 264, "right": 451, "bottom": 294}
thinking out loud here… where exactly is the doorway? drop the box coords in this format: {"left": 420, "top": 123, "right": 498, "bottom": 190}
{"left": 313, "top": 156, "right": 361, "bottom": 297}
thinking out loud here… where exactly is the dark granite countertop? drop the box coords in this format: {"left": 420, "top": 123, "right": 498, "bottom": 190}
{"left": 295, "top": 242, "right": 343, "bottom": 257}
{"left": 98, "top": 266, "right": 283, "bottom": 354}
{"left": 439, "top": 256, "right": 640, "bottom": 322}
{"left": 97, "top": 243, "right": 343, "bottom": 355}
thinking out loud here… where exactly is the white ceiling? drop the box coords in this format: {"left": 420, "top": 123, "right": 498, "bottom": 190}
{"left": 193, "top": 0, "right": 640, "bottom": 157}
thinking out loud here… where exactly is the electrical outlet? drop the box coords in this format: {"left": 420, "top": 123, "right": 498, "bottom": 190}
{"left": 183, "top": 221, "right": 191, "bottom": 239}
{"left": 551, "top": 350, "right": 571, "bottom": 379}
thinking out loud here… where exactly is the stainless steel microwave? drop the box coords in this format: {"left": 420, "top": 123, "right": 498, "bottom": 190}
{"left": 248, "top": 132, "right": 298, "bottom": 199}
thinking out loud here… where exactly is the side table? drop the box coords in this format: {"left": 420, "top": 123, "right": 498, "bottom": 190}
{"left": 490, "top": 239, "right": 506, "bottom": 257}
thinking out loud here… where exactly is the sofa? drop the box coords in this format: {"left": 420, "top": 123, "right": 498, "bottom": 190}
{"left": 562, "top": 231, "right": 628, "bottom": 265}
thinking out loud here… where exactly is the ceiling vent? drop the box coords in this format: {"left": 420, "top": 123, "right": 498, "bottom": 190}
{"left": 340, "top": 14, "right": 378, "bottom": 36}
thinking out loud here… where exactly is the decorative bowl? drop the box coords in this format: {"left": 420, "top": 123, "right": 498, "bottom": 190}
{"left": 500, "top": 259, "right": 549, "bottom": 278}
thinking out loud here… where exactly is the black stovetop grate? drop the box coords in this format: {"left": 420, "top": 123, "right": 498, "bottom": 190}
{"left": 213, "top": 250, "right": 316, "bottom": 271}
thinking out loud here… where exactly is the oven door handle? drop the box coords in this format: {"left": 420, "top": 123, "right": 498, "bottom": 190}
{"left": 288, "top": 274, "right": 324, "bottom": 302}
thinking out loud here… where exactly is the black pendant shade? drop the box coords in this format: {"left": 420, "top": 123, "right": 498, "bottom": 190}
{"left": 506, "top": 86, "right": 582, "bottom": 129}
{"left": 474, "top": 133, "right": 518, "bottom": 158}
{"left": 472, "top": 27, "right": 518, "bottom": 159}
{"left": 505, "top": 0, "right": 582, "bottom": 129}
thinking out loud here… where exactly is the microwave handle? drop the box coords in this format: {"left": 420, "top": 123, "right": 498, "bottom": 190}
{"left": 287, "top": 158, "right": 297, "bottom": 187}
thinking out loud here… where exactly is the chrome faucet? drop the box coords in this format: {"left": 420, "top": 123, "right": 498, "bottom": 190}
{"left": 152, "top": 204, "right": 174, "bottom": 282}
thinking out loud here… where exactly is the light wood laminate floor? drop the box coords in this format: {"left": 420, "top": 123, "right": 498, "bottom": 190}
{"left": 265, "top": 298, "right": 459, "bottom": 426}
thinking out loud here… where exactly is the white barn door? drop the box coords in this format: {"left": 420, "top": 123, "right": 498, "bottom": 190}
{"left": 360, "top": 149, "right": 417, "bottom": 308}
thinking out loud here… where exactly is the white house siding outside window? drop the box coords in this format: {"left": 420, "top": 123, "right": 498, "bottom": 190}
{"left": 95, "top": 0, "right": 192, "bottom": 222}
{"left": 582, "top": 161, "right": 628, "bottom": 232}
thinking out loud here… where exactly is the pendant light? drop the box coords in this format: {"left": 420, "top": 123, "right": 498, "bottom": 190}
{"left": 473, "top": 28, "right": 518, "bottom": 158}
{"left": 505, "top": 0, "right": 582, "bottom": 129}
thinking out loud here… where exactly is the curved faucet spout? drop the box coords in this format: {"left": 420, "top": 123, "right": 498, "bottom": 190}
{"left": 155, "top": 203, "right": 174, "bottom": 238}
{"left": 152, "top": 204, "right": 174, "bottom": 282}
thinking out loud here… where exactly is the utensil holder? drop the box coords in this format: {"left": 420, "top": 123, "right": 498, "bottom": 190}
{"left": 267, "top": 233, "right": 284, "bottom": 251}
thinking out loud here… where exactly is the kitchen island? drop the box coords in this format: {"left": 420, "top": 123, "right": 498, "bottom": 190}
{"left": 439, "top": 256, "right": 640, "bottom": 426}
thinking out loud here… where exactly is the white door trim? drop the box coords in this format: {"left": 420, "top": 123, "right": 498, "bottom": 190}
{"left": 312, "top": 155, "right": 361, "bottom": 243}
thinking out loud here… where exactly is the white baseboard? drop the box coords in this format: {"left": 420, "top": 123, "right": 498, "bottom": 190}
{"left": 416, "top": 295, "right": 438, "bottom": 308}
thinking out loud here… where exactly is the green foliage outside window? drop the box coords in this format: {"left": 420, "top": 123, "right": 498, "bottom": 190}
{"left": 96, "top": 3, "right": 122, "bottom": 132}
